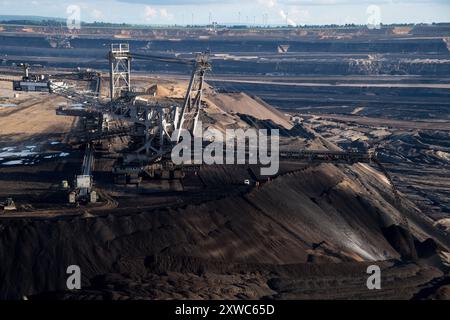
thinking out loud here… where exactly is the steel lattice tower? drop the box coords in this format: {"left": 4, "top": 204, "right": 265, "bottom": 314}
{"left": 109, "top": 43, "right": 131, "bottom": 101}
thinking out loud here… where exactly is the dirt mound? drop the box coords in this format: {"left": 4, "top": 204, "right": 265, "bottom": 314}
{"left": 206, "top": 92, "right": 292, "bottom": 129}
{"left": 1, "top": 163, "right": 448, "bottom": 299}
{"left": 146, "top": 84, "right": 172, "bottom": 97}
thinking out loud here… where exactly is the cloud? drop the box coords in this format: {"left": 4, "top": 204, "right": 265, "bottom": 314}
{"left": 91, "top": 9, "right": 105, "bottom": 20}
{"left": 144, "top": 5, "right": 157, "bottom": 20}
{"left": 279, "top": 9, "right": 296, "bottom": 26}
{"left": 279, "top": 0, "right": 450, "bottom": 4}
{"left": 143, "top": 5, "right": 174, "bottom": 22}
{"left": 258, "top": 0, "right": 277, "bottom": 8}
{"left": 159, "top": 8, "right": 174, "bottom": 19}
{"left": 289, "top": 7, "right": 309, "bottom": 23}
{"left": 118, "top": 0, "right": 449, "bottom": 4}
{"left": 258, "top": 0, "right": 310, "bottom": 26}
{"left": 119, "top": 0, "right": 229, "bottom": 4}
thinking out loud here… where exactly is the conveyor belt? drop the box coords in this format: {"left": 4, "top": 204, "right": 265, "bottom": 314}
{"left": 279, "top": 150, "right": 372, "bottom": 164}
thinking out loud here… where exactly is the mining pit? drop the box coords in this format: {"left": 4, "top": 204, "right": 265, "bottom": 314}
{"left": 0, "top": 25, "right": 449, "bottom": 300}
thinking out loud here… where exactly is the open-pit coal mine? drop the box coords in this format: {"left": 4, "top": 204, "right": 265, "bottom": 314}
{"left": 0, "top": 20, "right": 449, "bottom": 305}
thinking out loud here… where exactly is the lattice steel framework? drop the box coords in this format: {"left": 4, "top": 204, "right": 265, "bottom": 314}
{"left": 109, "top": 43, "right": 131, "bottom": 101}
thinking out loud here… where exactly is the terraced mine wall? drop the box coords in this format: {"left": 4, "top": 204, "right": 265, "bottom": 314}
{"left": 1, "top": 36, "right": 450, "bottom": 76}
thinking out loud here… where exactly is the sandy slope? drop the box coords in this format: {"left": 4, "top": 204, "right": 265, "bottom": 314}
{"left": 206, "top": 91, "right": 293, "bottom": 130}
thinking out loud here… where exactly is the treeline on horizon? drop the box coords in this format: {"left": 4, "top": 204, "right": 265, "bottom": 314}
{"left": 1, "top": 18, "right": 450, "bottom": 29}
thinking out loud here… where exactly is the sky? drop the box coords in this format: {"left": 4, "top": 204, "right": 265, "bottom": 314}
{"left": 0, "top": 0, "right": 449, "bottom": 26}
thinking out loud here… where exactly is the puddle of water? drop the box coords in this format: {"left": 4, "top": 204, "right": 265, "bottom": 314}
{"left": 0, "top": 144, "right": 70, "bottom": 166}
{"left": 0, "top": 103, "right": 17, "bottom": 107}
{"left": 0, "top": 149, "right": 37, "bottom": 158}
{"left": 2, "top": 160, "right": 23, "bottom": 166}
{"left": 70, "top": 103, "right": 84, "bottom": 110}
